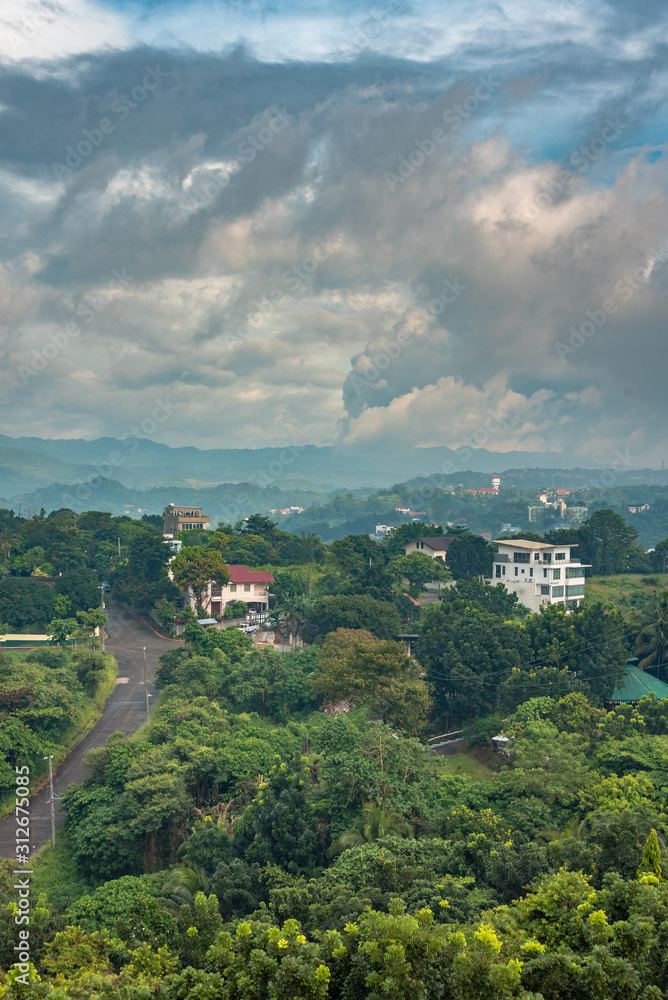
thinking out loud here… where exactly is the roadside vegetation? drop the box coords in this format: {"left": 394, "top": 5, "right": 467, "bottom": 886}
{"left": 2, "top": 504, "right": 668, "bottom": 997}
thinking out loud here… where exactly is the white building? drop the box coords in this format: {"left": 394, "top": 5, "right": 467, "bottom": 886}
{"left": 402, "top": 536, "right": 452, "bottom": 561}
{"left": 488, "top": 538, "right": 589, "bottom": 613}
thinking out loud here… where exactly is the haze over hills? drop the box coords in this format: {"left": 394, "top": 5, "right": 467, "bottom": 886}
{"left": 0, "top": 433, "right": 650, "bottom": 498}
{"left": 0, "top": 434, "right": 666, "bottom": 524}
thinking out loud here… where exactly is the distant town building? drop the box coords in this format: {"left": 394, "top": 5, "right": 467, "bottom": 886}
{"left": 374, "top": 524, "right": 400, "bottom": 538}
{"left": 492, "top": 475, "right": 501, "bottom": 489}
{"left": 489, "top": 539, "right": 589, "bottom": 613}
{"left": 163, "top": 503, "right": 211, "bottom": 534}
{"left": 627, "top": 503, "right": 652, "bottom": 513}
{"left": 563, "top": 506, "right": 588, "bottom": 524}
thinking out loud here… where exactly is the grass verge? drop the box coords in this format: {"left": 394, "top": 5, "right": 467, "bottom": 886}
{"left": 31, "top": 829, "right": 90, "bottom": 911}
{"left": 0, "top": 652, "right": 117, "bottom": 818}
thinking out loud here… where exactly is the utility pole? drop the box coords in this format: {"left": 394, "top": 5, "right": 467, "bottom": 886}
{"left": 117, "top": 536, "right": 121, "bottom": 559}
{"left": 100, "top": 587, "right": 106, "bottom": 652}
{"left": 43, "top": 755, "right": 60, "bottom": 848}
{"left": 143, "top": 646, "right": 150, "bottom": 722}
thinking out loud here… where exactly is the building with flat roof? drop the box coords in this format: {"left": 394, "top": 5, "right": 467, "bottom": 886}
{"left": 488, "top": 538, "right": 590, "bottom": 613}
{"left": 163, "top": 503, "right": 211, "bottom": 534}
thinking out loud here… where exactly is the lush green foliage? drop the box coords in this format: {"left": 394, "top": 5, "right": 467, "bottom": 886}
{"left": 0, "top": 647, "right": 116, "bottom": 790}
{"left": 6, "top": 505, "right": 668, "bottom": 999}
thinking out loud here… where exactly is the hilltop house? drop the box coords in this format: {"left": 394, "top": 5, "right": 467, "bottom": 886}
{"left": 163, "top": 503, "right": 211, "bottom": 534}
{"left": 402, "top": 536, "right": 453, "bottom": 561}
{"left": 488, "top": 538, "right": 589, "bottom": 613}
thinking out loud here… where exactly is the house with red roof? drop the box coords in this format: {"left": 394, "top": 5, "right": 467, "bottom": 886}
{"left": 184, "top": 564, "right": 275, "bottom": 616}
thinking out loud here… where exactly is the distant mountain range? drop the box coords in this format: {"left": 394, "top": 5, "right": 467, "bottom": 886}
{"left": 0, "top": 433, "right": 665, "bottom": 518}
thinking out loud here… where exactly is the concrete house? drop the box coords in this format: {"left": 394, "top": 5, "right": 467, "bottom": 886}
{"left": 163, "top": 503, "right": 211, "bottom": 534}
{"left": 402, "top": 536, "right": 453, "bottom": 561}
{"left": 200, "top": 565, "right": 275, "bottom": 616}
{"left": 488, "top": 538, "right": 589, "bottom": 613}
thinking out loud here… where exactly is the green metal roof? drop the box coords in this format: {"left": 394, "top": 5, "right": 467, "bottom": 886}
{"left": 608, "top": 665, "right": 668, "bottom": 704}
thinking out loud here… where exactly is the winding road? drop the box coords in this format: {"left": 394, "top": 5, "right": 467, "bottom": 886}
{"left": 0, "top": 606, "right": 176, "bottom": 859}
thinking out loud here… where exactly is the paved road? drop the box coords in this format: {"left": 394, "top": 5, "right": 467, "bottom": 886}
{"left": 0, "top": 606, "right": 176, "bottom": 859}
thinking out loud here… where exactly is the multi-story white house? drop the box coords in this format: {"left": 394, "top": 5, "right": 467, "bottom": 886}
{"left": 488, "top": 539, "right": 589, "bottom": 613}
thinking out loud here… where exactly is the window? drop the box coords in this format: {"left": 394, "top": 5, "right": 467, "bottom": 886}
{"left": 534, "top": 553, "right": 540, "bottom": 561}
{"left": 502, "top": 565, "right": 506, "bottom": 575}
{"left": 555, "top": 552, "right": 565, "bottom": 561}
{"left": 495, "top": 565, "right": 501, "bottom": 577}
{"left": 229, "top": 583, "right": 237, "bottom": 592}
{"left": 552, "top": 585, "right": 564, "bottom": 597}
{"left": 566, "top": 567, "right": 583, "bottom": 579}
{"left": 211, "top": 585, "right": 222, "bottom": 598}
{"left": 529, "top": 568, "right": 533, "bottom": 577}
{"left": 543, "top": 553, "right": 552, "bottom": 563}
{"left": 540, "top": 585, "right": 550, "bottom": 595}
{"left": 552, "top": 568, "right": 561, "bottom": 580}
{"left": 514, "top": 566, "right": 518, "bottom": 576}
{"left": 543, "top": 568, "right": 548, "bottom": 578}
{"left": 513, "top": 552, "right": 530, "bottom": 563}
{"left": 244, "top": 583, "right": 251, "bottom": 592}
{"left": 566, "top": 584, "right": 585, "bottom": 597}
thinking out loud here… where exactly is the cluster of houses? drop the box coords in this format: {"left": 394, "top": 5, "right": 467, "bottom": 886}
{"left": 399, "top": 533, "right": 588, "bottom": 614}
{"left": 163, "top": 504, "right": 274, "bottom": 617}
{"left": 163, "top": 501, "right": 589, "bottom": 620}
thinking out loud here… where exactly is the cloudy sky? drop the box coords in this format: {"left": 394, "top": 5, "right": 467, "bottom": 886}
{"left": 1, "top": 0, "right": 667, "bottom": 468}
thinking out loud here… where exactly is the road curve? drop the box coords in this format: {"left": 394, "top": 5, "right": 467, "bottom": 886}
{"left": 0, "top": 606, "right": 176, "bottom": 859}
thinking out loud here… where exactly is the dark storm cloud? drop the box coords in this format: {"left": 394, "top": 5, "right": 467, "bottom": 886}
{"left": 0, "top": 0, "right": 667, "bottom": 463}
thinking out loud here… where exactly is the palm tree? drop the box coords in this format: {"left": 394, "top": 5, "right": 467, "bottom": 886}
{"left": 274, "top": 594, "right": 314, "bottom": 642}
{"left": 329, "top": 805, "right": 414, "bottom": 856}
{"left": 634, "top": 589, "right": 668, "bottom": 681}
{"left": 162, "top": 864, "right": 208, "bottom": 912}
{"left": 543, "top": 815, "right": 587, "bottom": 843}
{"left": 0, "top": 532, "right": 19, "bottom": 564}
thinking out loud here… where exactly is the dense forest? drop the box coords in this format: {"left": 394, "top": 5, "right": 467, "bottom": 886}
{"left": 2, "top": 505, "right": 668, "bottom": 997}
{"left": 3, "top": 576, "right": 668, "bottom": 996}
